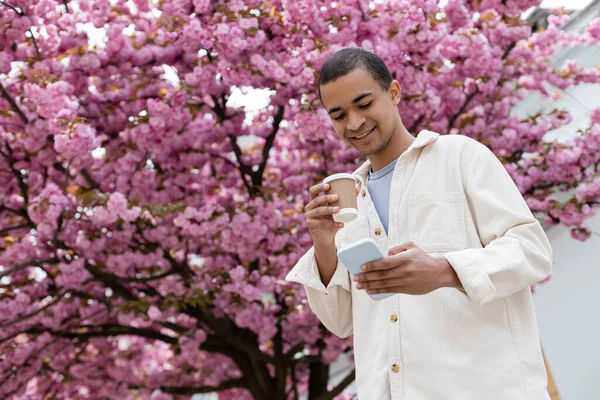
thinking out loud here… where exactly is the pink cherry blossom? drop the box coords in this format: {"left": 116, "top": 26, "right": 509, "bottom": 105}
{"left": 1, "top": 0, "right": 599, "bottom": 399}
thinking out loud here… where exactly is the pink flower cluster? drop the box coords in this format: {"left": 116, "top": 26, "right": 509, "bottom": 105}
{"left": 92, "top": 192, "right": 141, "bottom": 226}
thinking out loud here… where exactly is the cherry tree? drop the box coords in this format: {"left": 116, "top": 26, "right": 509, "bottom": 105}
{"left": 1, "top": 0, "right": 599, "bottom": 399}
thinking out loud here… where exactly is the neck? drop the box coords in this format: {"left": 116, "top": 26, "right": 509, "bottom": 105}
{"left": 368, "top": 124, "right": 415, "bottom": 172}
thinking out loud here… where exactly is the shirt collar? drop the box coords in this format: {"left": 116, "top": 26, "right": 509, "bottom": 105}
{"left": 353, "top": 130, "right": 440, "bottom": 185}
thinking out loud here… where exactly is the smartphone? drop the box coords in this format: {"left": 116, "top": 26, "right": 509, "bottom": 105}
{"left": 336, "top": 237, "right": 395, "bottom": 301}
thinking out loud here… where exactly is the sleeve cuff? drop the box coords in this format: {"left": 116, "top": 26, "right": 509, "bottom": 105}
{"left": 444, "top": 249, "right": 497, "bottom": 305}
{"left": 285, "top": 247, "right": 351, "bottom": 294}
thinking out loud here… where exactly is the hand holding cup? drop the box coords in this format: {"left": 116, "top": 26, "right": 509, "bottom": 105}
{"left": 304, "top": 183, "right": 345, "bottom": 244}
{"left": 304, "top": 174, "right": 359, "bottom": 244}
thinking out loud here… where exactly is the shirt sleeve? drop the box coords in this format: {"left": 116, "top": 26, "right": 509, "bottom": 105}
{"left": 285, "top": 245, "right": 353, "bottom": 338}
{"left": 443, "top": 144, "right": 553, "bottom": 305}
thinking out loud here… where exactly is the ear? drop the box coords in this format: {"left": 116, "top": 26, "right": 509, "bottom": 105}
{"left": 388, "top": 80, "right": 401, "bottom": 106}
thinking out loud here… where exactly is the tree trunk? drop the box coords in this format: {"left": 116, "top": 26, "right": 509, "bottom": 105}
{"left": 308, "top": 360, "right": 330, "bottom": 399}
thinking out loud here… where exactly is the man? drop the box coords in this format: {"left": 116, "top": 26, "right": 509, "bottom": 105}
{"left": 285, "top": 47, "right": 553, "bottom": 399}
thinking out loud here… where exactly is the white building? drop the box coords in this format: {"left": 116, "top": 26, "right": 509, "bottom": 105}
{"left": 521, "top": 1, "right": 600, "bottom": 399}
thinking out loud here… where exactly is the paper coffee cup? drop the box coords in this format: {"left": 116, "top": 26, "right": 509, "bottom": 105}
{"left": 323, "top": 173, "right": 359, "bottom": 223}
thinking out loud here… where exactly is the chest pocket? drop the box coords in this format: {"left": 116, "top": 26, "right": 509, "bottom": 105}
{"left": 408, "top": 191, "right": 467, "bottom": 254}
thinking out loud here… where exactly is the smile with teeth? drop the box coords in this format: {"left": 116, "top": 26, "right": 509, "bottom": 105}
{"left": 352, "top": 126, "right": 375, "bottom": 140}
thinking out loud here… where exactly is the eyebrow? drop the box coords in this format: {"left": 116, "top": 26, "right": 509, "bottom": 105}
{"left": 327, "top": 92, "right": 373, "bottom": 114}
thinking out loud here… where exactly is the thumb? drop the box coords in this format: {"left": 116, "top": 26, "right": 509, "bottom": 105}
{"left": 388, "top": 241, "right": 416, "bottom": 256}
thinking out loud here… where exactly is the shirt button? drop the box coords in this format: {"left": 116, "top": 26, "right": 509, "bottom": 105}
{"left": 390, "top": 313, "right": 398, "bottom": 323}
{"left": 391, "top": 363, "right": 401, "bottom": 373}
{"left": 374, "top": 227, "right": 382, "bottom": 236}
{"left": 361, "top": 189, "right": 366, "bottom": 197}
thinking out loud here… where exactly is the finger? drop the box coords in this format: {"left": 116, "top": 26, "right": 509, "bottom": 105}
{"left": 308, "top": 183, "right": 330, "bottom": 200}
{"left": 353, "top": 268, "right": 397, "bottom": 283}
{"left": 356, "top": 278, "right": 407, "bottom": 291}
{"left": 388, "top": 241, "right": 417, "bottom": 256}
{"left": 308, "top": 218, "right": 344, "bottom": 231}
{"left": 305, "top": 194, "right": 338, "bottom": 212}
{"left": 305, "top": 205, "right": 340, "bottom": 220}
{"left": 328, "top": 220, "right": 345, "bottom": 230}
{"left": 361, "top": 254, "right": 401, "bottom": 272}
{"left": 366, "top": 286, "right": 408, "bottom": 295}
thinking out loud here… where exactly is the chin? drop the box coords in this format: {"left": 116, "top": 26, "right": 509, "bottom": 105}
{"left": 353, "top": 147, "right": 376, "bottom": 157}
{"left": 361, "top": 142, "right": 385, "bottom": 156}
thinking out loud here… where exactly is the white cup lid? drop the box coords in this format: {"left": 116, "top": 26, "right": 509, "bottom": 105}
{"left": 333, "top": 208, "right": 358, "bottom": 223}
{"left": 323, "top": 173, "right": 357, "bottom": 184}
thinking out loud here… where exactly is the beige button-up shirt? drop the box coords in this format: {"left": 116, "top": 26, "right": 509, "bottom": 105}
{"left": 286, "top": 130, "right": 553, "bottom": 399}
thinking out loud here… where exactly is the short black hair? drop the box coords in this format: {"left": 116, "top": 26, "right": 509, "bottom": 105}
{"left": 318, "top": 48, "right": 393, "bottom": 101}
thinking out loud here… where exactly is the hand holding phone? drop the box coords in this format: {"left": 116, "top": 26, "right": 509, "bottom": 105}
{"left": 336, "top": 238, "right": 395, "bottom": 301}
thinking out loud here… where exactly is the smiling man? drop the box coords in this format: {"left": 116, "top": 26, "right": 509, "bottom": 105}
{"left": 286, "top": 48, "right": 553, "bottom": 399}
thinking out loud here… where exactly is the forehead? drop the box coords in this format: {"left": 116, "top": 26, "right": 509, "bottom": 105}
{"left": 319, "top": 68, "right": 381, "bottom": 109}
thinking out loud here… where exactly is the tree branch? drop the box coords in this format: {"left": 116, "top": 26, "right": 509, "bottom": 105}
{"left": 0, "top": 144, "right": 32, "bottom": 210}
{"left": 161, "top": 246, "right": 192, "bottom": 278}
{"left": 502, "top": 41, "right": 516, "bottom": 60}
{"left": 93, "top": 237, "right": 276, "bottom": 371}
{"left": 206, "top": 151, "right": 254, "bottom": 194}
{"left": 0, "top": 83, "right": 28, "bottom": 124}
{"left": 86, "top": 243, "right": 177, "bottom": 284}
{"left": 0, "top": 340, "right": 55, "bottom": 395}
{"left": 201, "top": 334, "right": 276, "bottom": 364}
{"left": 209, "top": 94, "right": 257, "bottom": 195}
{"left": 61, "top": 158, "right": 75, "bottom": 193}
{"left": 0, "top": 293, "right": 65, "bottom": 329}
{"left": 0, "top": 1, "right": 25, "bottom": 16}
{"left": 320, "top": 368, "right": 355, "bottom": 400}
{"left": 80, "top": 168, "right": 101, "bottom": 190}
{"left": 69, "top": 289, "right": 112, "bottom": 307}
{"left": 273, "top": 323, "right": 287, "bottom": 398}
{"left": 159, "top": 378, "right": 245, "bottom": 395}
{"left": 0, "top": 222, "right": 34, "bottom": 235}
{"left": 445, "top": 40, "right": 516, "bottom": 136}
{"left": 284, "top": 343, "right": 304, "bottom": 360}
{"left": 197, "top": 337, "right": 271, "bottom": 398}
{"left": 207, "top": 151, "right": 239, "bottom": 170}
{"left": 0, "top": 257, "right": 59, "bottom": 279}
{"left": 118, "top": 269, "right": 176, "bottom": 282}
{"left": 0, "top": 204, "right": 27, "bottom": 217}
{"left": 50, "top": 210, "right": 65, "bottom": 262}
{"left": 289, "top": 363, "right": 300, "bottom": 400}
{"left": 131, "top": 228, "right": 192, "bottom": 279}
{"left": 159, "top": 321, "right": 191, "bottom": 334}
{"left": 255, "top": 105, "right": 284, "bottom": 188}
{"left": 28, "top": 29, "right": 41, "bottom": 59}
{"left": 26, "top": 324, "right": 179, "bottom": 344}
{"left": 409, "top": 113, "right": 426, "bottom": 133}
{"left": 84, "top": 262, "right": 137, "bottom": 301}
{"left": 445, "top": 88, "right": 479, "bottom": 135}
{"left": 227, "top": 133, "right": 257, "bottom": 195}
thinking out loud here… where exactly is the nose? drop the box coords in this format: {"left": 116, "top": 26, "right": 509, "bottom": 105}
{"left": 346, "top": 111, "right": 365, "bottom": 132}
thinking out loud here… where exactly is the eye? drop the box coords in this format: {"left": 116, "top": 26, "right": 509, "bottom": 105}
{"left": 358, "top": 102, "right": 372, "bottom": 109}
{"left": 333, "top": 114, "right": 345, "bottom": 121}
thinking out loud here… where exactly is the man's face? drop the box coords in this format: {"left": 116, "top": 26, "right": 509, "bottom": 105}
{"left": 319, "top": 68, "right": 401, "bottom": 156}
